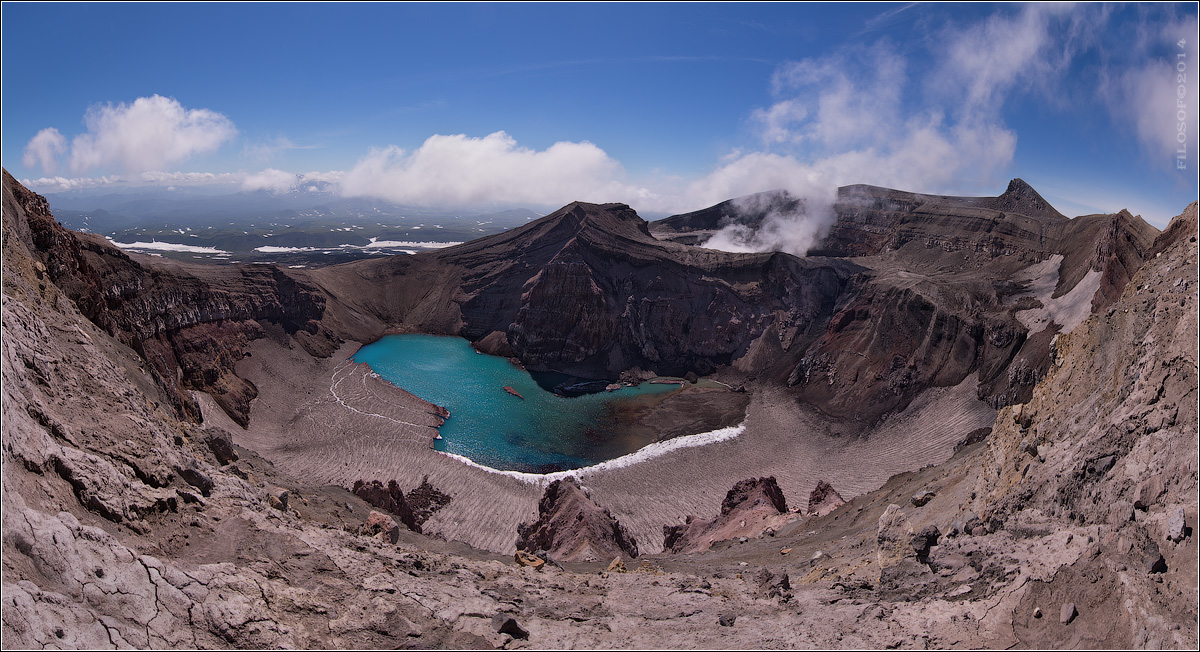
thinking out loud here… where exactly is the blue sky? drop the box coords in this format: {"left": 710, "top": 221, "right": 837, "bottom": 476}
{"left": 3, "top": 3, "right": 1197, "bottom": 226}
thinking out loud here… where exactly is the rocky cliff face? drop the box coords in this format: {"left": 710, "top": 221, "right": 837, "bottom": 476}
{"left": 2, "top": 169, "right": 336, "bottom": 426}
{"left": 310, "top": 185, "right": 1122, "bottom": 422}
{"left": 969, "top": 202, "right": 1198, "bottom": 647}
{"left": 978, "top": 202, "right": 1197, "bottom": 526}
{"left": 312, "top": 200, "right": 862, "bottom": 380}
{"left": 653, "top": 179, "right": 1161, "bottom": 419}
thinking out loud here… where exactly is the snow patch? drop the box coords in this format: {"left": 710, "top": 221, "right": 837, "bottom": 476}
{"left": 1013, "top": 254, "right": 1103, "bottom": 334}
{"left": 109, "top": 239, "right": 229, "bottom": 254}
{"left": 436, "top": 423, "right": 746, "bottom": 486}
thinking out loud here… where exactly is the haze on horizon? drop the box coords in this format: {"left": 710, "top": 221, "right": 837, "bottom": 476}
{"left": 2, "top": 2, "right": 1197, "bottom": 229}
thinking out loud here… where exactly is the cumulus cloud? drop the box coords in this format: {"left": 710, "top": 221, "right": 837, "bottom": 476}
{"left": 693, "top": 36, "right": 1020, "bottom": 257}
{"left": 22, "top": 128, "right": 67, "bottom": 175}
{"left": 67, "top": 95, "right": 236, "bottom": 174}
{"left": 339, "top": 131, "right": 644, "bottom": 207}
{"left": 21, "top": 175, "right": 127, "bottom": 192}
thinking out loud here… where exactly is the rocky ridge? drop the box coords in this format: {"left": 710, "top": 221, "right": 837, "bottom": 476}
{"left": 309, "top": 200, "right": 863, "bottom": 381}
{"left": 2, "top": 169, "right": 337, "bottom": 427}
{"left": 3, "top": 170, "right": 1196, "bottom": 648}
{"left": 654, "top": 180, "right": 1160, "bottom": 418}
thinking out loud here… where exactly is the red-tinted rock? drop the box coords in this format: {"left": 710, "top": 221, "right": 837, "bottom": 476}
{"left": 362, "top": 510, "right": 400, "bottom": 544}
{"left": 516, "top": 478, "right": 638, "bottom": 563}
{"left": 808, "top": 480, "right": 845, "bottom": 517}
{"left": 664, "top": 477, "right": 797, "bottom": 554}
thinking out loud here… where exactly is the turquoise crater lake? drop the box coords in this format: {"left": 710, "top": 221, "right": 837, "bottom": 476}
{"left": 350, "top": 334, "right": 681, "bottom": 473}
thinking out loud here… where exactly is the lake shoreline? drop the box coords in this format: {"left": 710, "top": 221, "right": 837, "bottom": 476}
{"left": 349, "top": 334, "right": 738, "bottom": 472}
{"left": 228, "top": 336, "right": 995, "bottom": 554}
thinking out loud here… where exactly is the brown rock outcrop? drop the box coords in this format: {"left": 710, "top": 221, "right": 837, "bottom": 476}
{"left": 807, "top": 480, "right": 845, "bottom": 517}
{"left": 663, "top": 477, "right": 796, "bottom": 554}
{"left": 351, "top": 480, "right": 419, "bottom": 533}
{"left": 362, "top": 510, "right": 401, "bottom": 544}
{"left": 405, "top": 476, "right": 452, "bottom": 528}
{"left": 516, "top": 478, "right": 638, "bottom": 562}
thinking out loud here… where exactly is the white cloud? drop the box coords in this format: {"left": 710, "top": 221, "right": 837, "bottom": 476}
{"left": 67, "top": 95, "right": 236, "bottom": 174}
{"left": 689, "top": 38, "right": 1019, "bottom": 256}
{"left": 339, "top": 131, "right": 644, "bottom": 207}
{"left": 939, "top": 6, "right": 1057, "bottom": 114}
{"left": 751, "top": 100, "right": 807, "bottom": 146}
{"left": 763, "top": 44, "right": 907, "bottom": 150}
{"left": 297, "top": 170, "right": 344, "bottom": 185}
{"left": 242, "top": 168, "right": 344, "bottom": 193}
{"left": 139, "top": 170, "right": 238, "bottom": 185}
{"left": 242, "top": 168, "right": 299, "bottom": 193}
{"left": 22, "top": 128, "right": 67, "bottom": 175}
{"left": 22, "top": 175, "right": 127, "bottom": 191}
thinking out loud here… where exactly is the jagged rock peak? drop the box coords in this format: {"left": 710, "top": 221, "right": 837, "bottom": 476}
{"left": 720, "top": 476, "right": 788, "bottom": 516}
{"left": 663, "top": 476, "right": 797, "bottom": 554}
{"left": 515, "top": 478, "right": 639, "bottom": 562}
{"left": 997, "top": 177, "right": 1066, "bottom": 221}
{"left": 650, "top": 190, "right": 802, "bottom": 235}
{"left": 807, "top": 480, "right": 845, "bottom": 517}
{"left": 550, "top": 201, "right": 649, "bottom": 234}
{"left": 1003, "top": 177, "right": 1037, "bottom": 198}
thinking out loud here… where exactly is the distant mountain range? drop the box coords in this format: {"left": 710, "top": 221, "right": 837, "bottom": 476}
{"left": 39, "top": 185, "right": 543, "bottom": 263}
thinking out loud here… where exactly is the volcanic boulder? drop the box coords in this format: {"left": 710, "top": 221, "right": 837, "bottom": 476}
{"left": 876, "top": 504, "right": 931, "bottom": 589}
